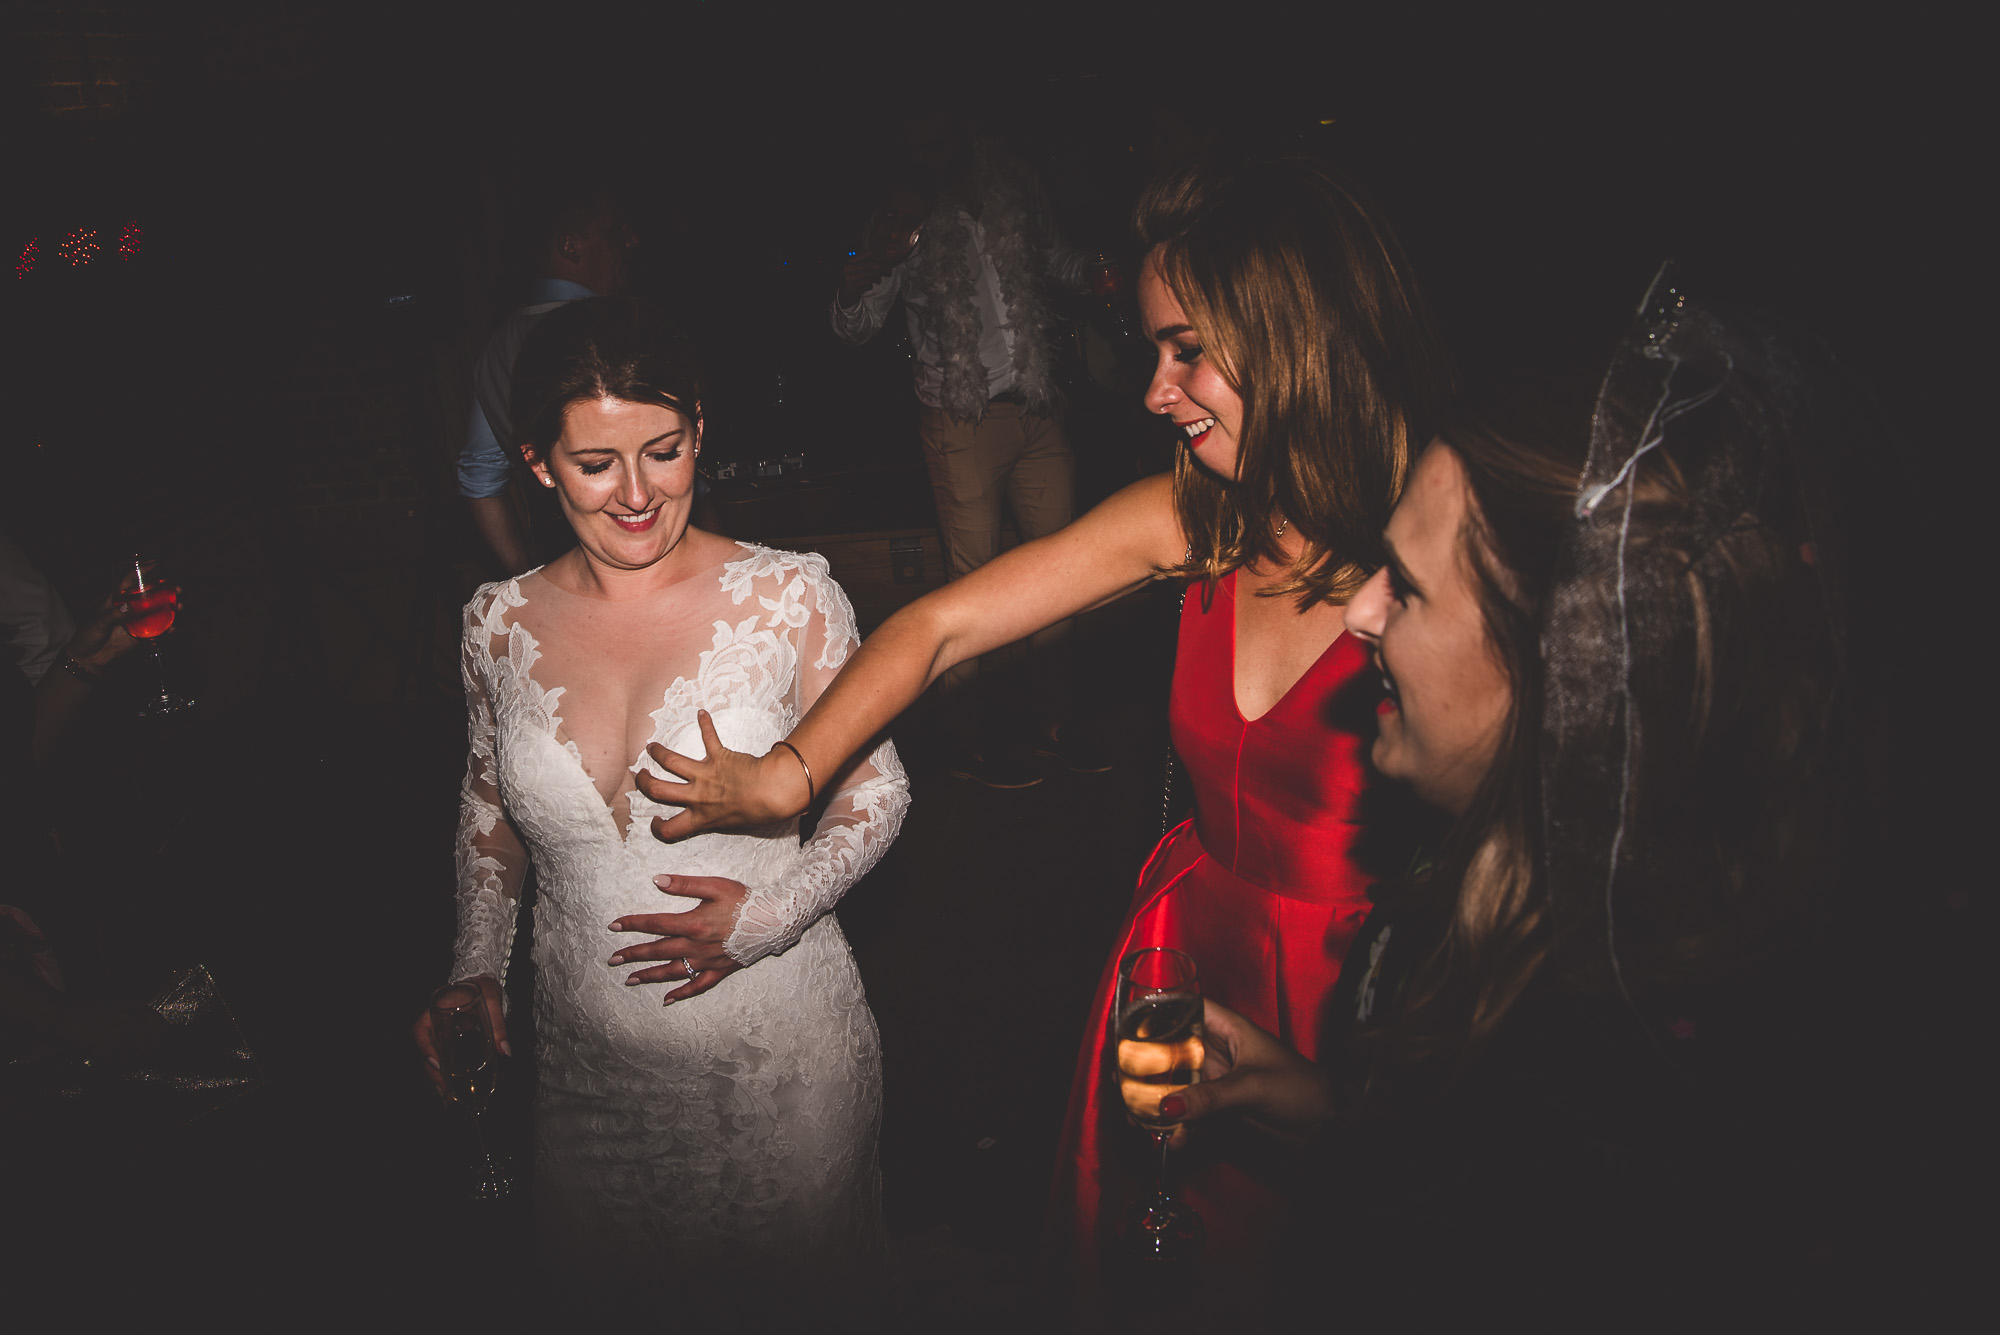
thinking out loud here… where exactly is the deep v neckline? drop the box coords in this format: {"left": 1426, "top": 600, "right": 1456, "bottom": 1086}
{"left": 1228, "top": 570, "right": 1347, "bottom": 724}
{"left": 499, "top": 574, "right": 689, "bottom": 843}
{"left": 527, "top": 660, "right": 671, "bottom": 844}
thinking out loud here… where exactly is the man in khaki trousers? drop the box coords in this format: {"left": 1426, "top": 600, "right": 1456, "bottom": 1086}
{"left": 832, "top": 128, "right": 1104, "bottom": 786}
{"left": 914, "top": 397, "right": 1082, "bottom": 783}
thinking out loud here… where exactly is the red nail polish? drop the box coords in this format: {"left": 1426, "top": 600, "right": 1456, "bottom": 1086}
{"left": 1159, "top": 1094, "right": 1186, "bottom": 1120}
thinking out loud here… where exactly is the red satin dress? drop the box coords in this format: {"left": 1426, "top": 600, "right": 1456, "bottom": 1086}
{"left": 1049, "top": 569, "right": 1381, "bottom": 1288}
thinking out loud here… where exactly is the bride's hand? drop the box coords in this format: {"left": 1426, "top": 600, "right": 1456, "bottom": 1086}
{"left": 608, "top": 873, "right": 749, "bottom": 1004}
{"left": 637, "top": 711, "right": 814, "bottom": 842}
{"left": 411, "top": 974, "right": 510, "bottom": 1098}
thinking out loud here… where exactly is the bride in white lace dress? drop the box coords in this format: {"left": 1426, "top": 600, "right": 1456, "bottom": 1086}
{"left": 419, "top": 298, "right": 908, "bottom": 1317}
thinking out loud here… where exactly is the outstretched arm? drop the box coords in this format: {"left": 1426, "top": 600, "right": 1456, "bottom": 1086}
{"left": 728, "top": 568, "right": 910, "bottom": 963}
{"left": 31, "top": 589, "right": 142, "bottom": 769}
{"left": 642, "top": 472, "right": 1184, "bottom": 837}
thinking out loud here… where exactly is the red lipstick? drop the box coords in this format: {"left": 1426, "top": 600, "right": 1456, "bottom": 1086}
{"left": 610, "top": 509, "right": 660, "bottom": 533}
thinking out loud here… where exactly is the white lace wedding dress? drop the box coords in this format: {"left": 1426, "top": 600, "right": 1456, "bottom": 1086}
{"left": 449, "top": 543, "right": 908, "bottom": 1314}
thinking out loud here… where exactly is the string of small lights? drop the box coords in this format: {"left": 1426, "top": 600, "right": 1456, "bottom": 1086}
{"left": 9, "top": 222, "right": 146, "bottom": 278}
{"left": 59, "top": 228, "right": 102, "bottom": 266}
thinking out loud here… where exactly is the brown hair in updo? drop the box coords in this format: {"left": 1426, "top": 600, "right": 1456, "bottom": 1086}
{"left": 510, "top": 295, "right": 704, "bottom": 463}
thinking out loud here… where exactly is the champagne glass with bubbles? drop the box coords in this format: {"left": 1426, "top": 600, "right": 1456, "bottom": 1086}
{"left": 1114, "top": 947, "right": 1206, "bottom": 1261}
{"left": 429, "top": 983, "right": 514, "bottom": 1201}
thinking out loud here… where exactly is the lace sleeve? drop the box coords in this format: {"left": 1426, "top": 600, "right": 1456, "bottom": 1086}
{"left": 452, "top": 592, "right": 528, "bottom": 986}
{"left": 724, "top": 563, "right": 910, "bottom": 968}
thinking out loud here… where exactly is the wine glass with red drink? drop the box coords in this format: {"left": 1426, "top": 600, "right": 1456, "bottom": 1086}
{"left": 117, "top": 554, "right": 192, "bottom": 717}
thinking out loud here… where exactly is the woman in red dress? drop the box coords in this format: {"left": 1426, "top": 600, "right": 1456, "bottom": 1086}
{"left": 1050, "top": 572, "right": 1390, "bottom": 1296}
{"left": 642, "top": 149, "right": 1448, "bottom": 1297}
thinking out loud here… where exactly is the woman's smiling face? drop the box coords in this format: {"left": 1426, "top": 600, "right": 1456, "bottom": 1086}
{"left": 1345, "top": 441, "right": 1513, "bottom": 816}
{"left": 1139, "top": 247, "right": 1245, "bottom": 480}
{"left": 527, "top": 396, "right": 701, "bottom": 569}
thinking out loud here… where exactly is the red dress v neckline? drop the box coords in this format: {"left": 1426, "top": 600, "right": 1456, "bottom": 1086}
{"left": 1227, "top": 569, "right": 1349, "bottom": 724}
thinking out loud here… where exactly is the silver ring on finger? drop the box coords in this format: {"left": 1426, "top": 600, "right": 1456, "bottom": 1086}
{"left": 682, "top": 957, "right": 699, "bottom": 980}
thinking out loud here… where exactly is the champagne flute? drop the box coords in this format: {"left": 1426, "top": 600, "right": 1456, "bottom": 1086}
{"left": 1114, "top": 947, "right": 1206, "bottom": 1261}
{"left": 116, "top": 554, "right": 192, "bottom": 717}
{"left": 429, "top": 983, "right": 514, "bottom": 1201}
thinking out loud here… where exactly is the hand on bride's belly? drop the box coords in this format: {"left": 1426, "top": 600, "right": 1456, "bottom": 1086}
{"left": 605, "top": 707, "right": 787, "bottom": 1006}
{"left": 605, "top": 870, "right": 748, "bottom": 1005}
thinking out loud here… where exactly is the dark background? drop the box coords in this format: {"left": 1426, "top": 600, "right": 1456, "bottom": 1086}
{"left": 1, "top": 1, "right": 1979, "bottom": 1325}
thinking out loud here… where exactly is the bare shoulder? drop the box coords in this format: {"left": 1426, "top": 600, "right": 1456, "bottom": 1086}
{"left": 928, "top": 471, "right": 1181, "bottom": 638}
{"left": 519, "top": 550, "right": 583, "bottom": 596}
{"left": 1108, "top": 470, "right": 1178, "bottom": 523}
{"left": 1067, "top": 472, "right": 1185, "bottom": 567}
{"left": 683, "top": 528, "right": 751, "bottom": 569}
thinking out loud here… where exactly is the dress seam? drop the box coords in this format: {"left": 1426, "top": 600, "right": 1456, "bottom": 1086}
{"left": 1225, "top": 571, "right": 1245, "bottom": 874}
{"left": 1231, "top": 724, "right": 1247, "bottom": 877}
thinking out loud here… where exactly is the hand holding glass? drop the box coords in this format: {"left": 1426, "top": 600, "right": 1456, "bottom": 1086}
{"left": 1114, "top": 947, "right": 1206, "bottom": 1260}
{"left": 428, "top": 983, "right": 513, "bottom": 1200}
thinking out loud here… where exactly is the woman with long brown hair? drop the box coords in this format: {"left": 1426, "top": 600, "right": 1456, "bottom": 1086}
{"left": 1163, "top": 272, "right": 1858, "bottom": 1320}
{"left": 640, "top": 149, "right": 1449, "bottom": 1294}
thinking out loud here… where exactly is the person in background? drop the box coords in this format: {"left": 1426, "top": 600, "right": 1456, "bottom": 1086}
{"left": 832, "top": 117, "right": 1099, "bottom": 786}
{"left": 458, "top": 184, "right": 639, "bottom": 576}
{"left": 1162, "top": 276, "right": 1860, "bottom": 1322}
{"left": 2, "top": 539, "right": 166, "bottom": 1087}
{"left": 0, "top": 531, "right": 146, "bottom": 770}
{"left": 0, "top": 527, "right": 75, "bottom": 690}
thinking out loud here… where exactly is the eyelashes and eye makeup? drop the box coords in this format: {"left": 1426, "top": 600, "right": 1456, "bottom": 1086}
{"left": 1384, "top": 556, "right": 1418, "bottom": 604}
{"left": 1172, "top": 342, "right": 1204, "bottom": 365}
{"left": 574, "top": 444, "right": 683, "bottom": 476}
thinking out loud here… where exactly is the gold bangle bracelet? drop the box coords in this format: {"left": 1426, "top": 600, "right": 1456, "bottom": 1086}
{"left": 772, "top": 739, "right": 814, "bottom": 808}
